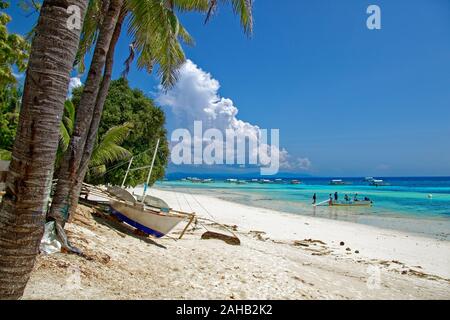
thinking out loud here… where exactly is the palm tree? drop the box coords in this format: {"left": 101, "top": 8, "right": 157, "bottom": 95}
{"left": 50, "top": 0, "right": 254, "bottom": 226}
{"left": 49, "top": 0, "right": 125, "bottom": 225}
{"left": 49, "top": 0, "right": 202, "bottom": 224}
{"left": 0, "top": 0, "right": 89, "bottom": 299}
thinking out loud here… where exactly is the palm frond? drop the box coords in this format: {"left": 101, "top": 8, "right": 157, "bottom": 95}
{"left": 74, "top": 0, "right": 103, "bottom": 73}
{"left": 89, "top": 122, "right": 133, "bottom": 168}
{"left": 59, "top": 122, "right": 71, "bottom": 152}
{"left": 63, "top": 100, "right": 75, "bottom": 134}
{"left": 230, "top": 0, "right": 253, "bottom": 35}
{"left": 125, "top": 0, "right": 192, "bottom": 88}
{"left": 89, "top": 164, "right": 106, "bottom": 177}
{"left": 58, "top": 100, "right": 76, "bottom": 153}
{"left": 122, "top": 41, "right": 137, "bottom": 78}
{"left": 204, "top": 0, "right": 218, "bottom": 23}
{"left": 205, "top": 0, "right": 253, "bottom": 36}
{"left": 170, "top": 0, "right": 209, "bottom": 12}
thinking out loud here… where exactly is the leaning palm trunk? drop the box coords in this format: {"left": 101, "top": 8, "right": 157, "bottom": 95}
{"left": 0, "top": 0, "right": 88, "bottom": 299}
{"left": 69, "top": 9, "right": 126, "bottom": 215}
{"left": 49, "top": 0, "right": 124, "bottom": 226}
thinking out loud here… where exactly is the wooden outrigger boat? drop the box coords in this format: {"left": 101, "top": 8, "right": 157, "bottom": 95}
{"left": 314, "top": 198, "right": 373, "bottom": 207}
{"left": 108, "top": 139, "right": 195, "bottom": 238}
{"left": 329, "top": 200, "right": 373, "bottom": 207}
{"left": 109, "top": 199, "right": 193, "bottom": 238}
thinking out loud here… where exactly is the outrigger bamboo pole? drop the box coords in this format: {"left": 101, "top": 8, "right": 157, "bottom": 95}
{"left": 141, "top": 138, "right": 160, "bottom": 203}
{"left": 178, "top": 214, "right": 195, "bottom": 240}
{"left": 121, "top": 157, "right": 134, "bottom": 188}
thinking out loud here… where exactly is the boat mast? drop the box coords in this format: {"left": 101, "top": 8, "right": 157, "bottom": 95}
{"left": 141, "top": 138, "right": 160, "bottom": 203}
{"left": 121, "top": 157, "right": 134, "bottom": 189}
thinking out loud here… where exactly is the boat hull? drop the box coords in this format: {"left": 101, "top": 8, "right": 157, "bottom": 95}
{"left": 110, "top": 201, "right": 186, "bottom": 238}
{"left": 330, "top": 201, "right": 372, "bottom": 207}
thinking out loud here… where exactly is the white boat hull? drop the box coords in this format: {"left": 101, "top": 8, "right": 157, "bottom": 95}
{"left": 110, "top": 200, "right": 187, "bottom": 238}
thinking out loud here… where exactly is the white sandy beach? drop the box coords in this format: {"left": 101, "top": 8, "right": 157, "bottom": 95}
{"left": 23, "top": 188, "right": 450, "bottom": 299}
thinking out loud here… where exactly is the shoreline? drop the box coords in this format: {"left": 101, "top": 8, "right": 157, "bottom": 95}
{"left": 155, "top": 183, "right": 450, "bottom": 241}
{"left": 148, "top": 187, "right": 450, "bottom": 280}
{"left": 23, "top": 187, "right": 450, "bottom": 299}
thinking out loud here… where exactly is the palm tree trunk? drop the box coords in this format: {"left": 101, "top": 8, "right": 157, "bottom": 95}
{"left": 69, "top": 9, "right": 127, "bottom": 213}
{"left": 0, "top": 0, "right": 88, "bottom": 299}
{"left": 49, "top": 0, "right": 124, "bottom": 226}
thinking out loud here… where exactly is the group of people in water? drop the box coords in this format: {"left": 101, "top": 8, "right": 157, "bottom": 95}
{"left": 312, "top": 192, "right": 371, "bottom": 205}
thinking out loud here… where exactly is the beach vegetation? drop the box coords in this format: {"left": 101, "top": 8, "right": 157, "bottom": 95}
{"left": 77, "top": 78, "right": 169, "bottom": 187}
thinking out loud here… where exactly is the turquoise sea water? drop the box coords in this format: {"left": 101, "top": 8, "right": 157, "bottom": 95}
{"left": 155, "top": 177, "right": 450, "bottom": 240}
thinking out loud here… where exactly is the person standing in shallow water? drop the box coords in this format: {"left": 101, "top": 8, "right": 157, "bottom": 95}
{"left": 334, "top": 192, "right": 338, "bottom": 202}
{"left": 312, "top": 193, "right": 317, "bottom": 204}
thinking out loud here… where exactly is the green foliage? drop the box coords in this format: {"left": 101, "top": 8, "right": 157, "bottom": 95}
{"left": 56, "top": 100, "right": 76, "bottom": 164}
{"left": 205, "top": 0, "right": 253, "bottom": 35}
{"left": 0, "top": 85, "right": 20, "bottom": 151}
{"left": 74, "top": 0, "right": 102, "bottom": 73}
{"left": 0, "top": 148, "right": 11, "bottom": 160}
{"left": 125, "top": 0, "right": 195, "bottom": 88}
{"left": 0, "top": 1, "right": 28, "bottom": 153}
{"left": 75, "top": 78, "right": 169, "bottom": 187}
{"left": 55, "top": 98, "right": 133, "bottom": 179}
{"left": 89, "top": 122, "right": 133, "bottom": 177}
{"left": 0, "top": 1, "right": 29, "bottom": 89}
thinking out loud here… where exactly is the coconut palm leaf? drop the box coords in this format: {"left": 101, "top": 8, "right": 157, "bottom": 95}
{"left": 58, "top": 100, "right": 76, "bottom": 153}
{"left": 124, "top": 0, "right": 195, "bottom": 87}
{"left": 205, "top": 0, "right": 253, "bottom": 35}
{"left": 89, "top": 122, "right": 133, "bottom": 174}
{"left": 88, "top": 164, "right": 106, "bottom": 177}
{"left": 74, "top": 0, "right": 104, "bottom": 73}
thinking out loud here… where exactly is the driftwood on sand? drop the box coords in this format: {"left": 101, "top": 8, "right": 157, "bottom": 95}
{"left": 201, "top": 231, "right": 241, "bottom": 246}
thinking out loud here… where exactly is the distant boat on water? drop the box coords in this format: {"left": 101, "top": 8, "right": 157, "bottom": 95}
{"left": 329, "top": 179, "right": 351, "bottom": 185}
{"left": 369, "top": 179, "right": 390, "bottom": 186}
{"left": 291, "top": 179, "right": 302, "bottom": 185}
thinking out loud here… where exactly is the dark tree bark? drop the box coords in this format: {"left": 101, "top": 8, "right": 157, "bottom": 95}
{"left": 0, "top": 0, "right": 88, "bottom": 299}
{"left": 49, "top": 0, "right": 124, "bottom": 225}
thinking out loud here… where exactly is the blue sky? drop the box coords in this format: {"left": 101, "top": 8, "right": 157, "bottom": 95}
{"left": 6, "top": 0, "right": 450, "bottom": 176}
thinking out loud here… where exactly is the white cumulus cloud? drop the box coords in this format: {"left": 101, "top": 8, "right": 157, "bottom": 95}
{"left": 68, "top": 77, "right": 82, "bottom": 97}
{"left": 156, "top": 60, "right": 311, "bottom": 172}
